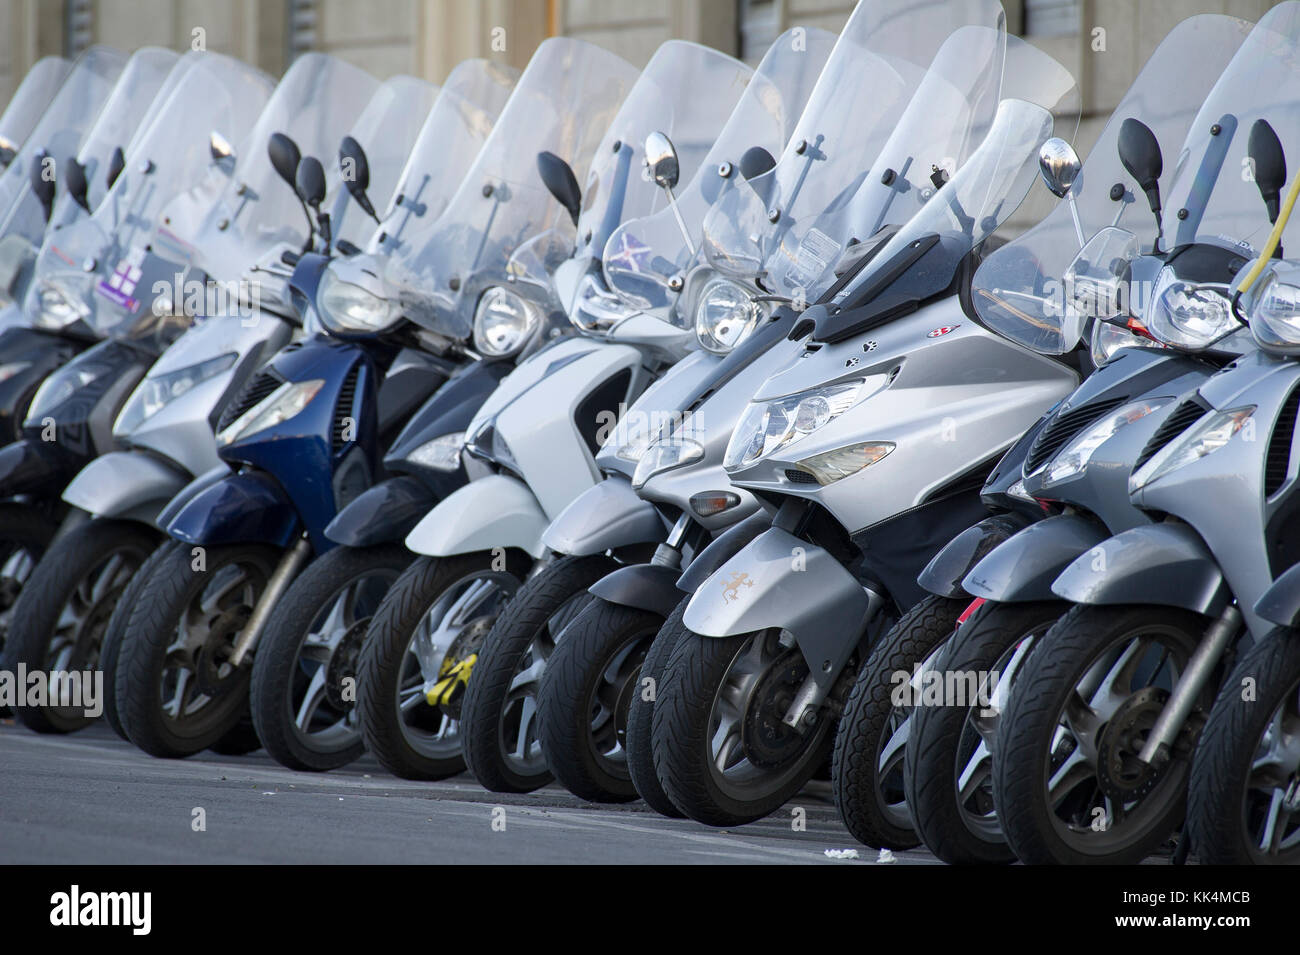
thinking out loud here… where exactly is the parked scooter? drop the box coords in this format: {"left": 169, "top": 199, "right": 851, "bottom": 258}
{"left": 828, "top": 12, "right": 1252, "bottom": 857}
{"left": 988, "top": 1, "right": 1300, "bottom": 865}
{"left": 0, "top": 57, "right": 73, "bottom": 174}
{"left": 115, "top": 39, "right": 635, "bottom": 759}
{"left": 649, "top": 46, "right": 1081, "bottom": 826}
{"left": 7, "top": 68, "right": 434, "bottom": 735}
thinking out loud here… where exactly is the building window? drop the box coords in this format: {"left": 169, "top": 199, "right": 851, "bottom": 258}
{"left": 738, "top": 0, "right": 783, "bottom": 62}
{"left": 288, "top": 0, "right": 318, "bottom": 63}
{"left": 64, "top": 0, "right": 93, "bottom": 57}
{"left": 1024, "top": 0, "right": 1079, "bottom": 37}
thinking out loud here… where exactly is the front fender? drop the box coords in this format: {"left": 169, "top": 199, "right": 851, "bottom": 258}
{"left": 1051, "top": 522, "right": 1229, "bottom": 614}
{"left": 164, "top": 469, "right": 302, "bottom": 549}
{"left": 541, "top": 475, "right": 665, "bottom": 556}
{"left": 1256, "top": 563, "right": 1300, "bottom": 628}
{"left": 324, "top": 474, "right": 436, "bottom": 547}
{"left": 0, "top": 437, "right": 69, "bottom": 498}
{"left": 0, "top": 328, "right": 81, "bottom": 440}
{"left": 405, "top": 474, "right": 548, "bottom": 559}
{"left": 155, "top": 465, "right": 232, "bottom": 530}
{"left": 963, "top": 513, "right": 1111, "bottom": 603}
{"left": 676, "top": 511, "right": 770, "bottom": 594}
{"left": 589, "top": 563, "right": 681, "bottom": 618}
{"left": 683, "top": 528, "right": 874, "bottom": 693}
{"left": 62, "top": 451, "right": 190, "bottom": 523}
{"left": 916, "top": 512, "right": 1036, "bottom": 598}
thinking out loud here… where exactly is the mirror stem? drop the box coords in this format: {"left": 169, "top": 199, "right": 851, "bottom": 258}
{"left": 1067, "top": 194, "right": 1085, "bottom": 248}
{"left": 664, "top": 186, "right": 695, "bottom": 257}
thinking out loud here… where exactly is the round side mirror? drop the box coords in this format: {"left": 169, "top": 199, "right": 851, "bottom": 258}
{"left": 644, "top": 131, "right": 680, "bottom": 190}
{"left": 1038, "top": 137, "right": 1081, "bottom": 199}
{"left": 295, "top": 155, "right": 326, "bottom": 208}
{"left": 64, "top": 157, "right": 91, "bottom": 212}
{"left": 268, "top": 132, "right": 302, "bottom": 190}
{"left": 338, "top": 135, "right": 377, "bottom": 220}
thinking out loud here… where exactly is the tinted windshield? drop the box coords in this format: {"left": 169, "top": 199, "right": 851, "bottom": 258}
{"left": 971, "top": 14, "right": 1253, "bottom": 354}
{"left": 0, "top": 58, "right": 71, "bottom": 160}
{"left": 382, "top": 37, "right": 637, "bottom": 341}
{"left": 0, "top": 47, "right": 125, "bottom": 247}
{"left": 601, "top": 26, "right": 835, "bottom": 313}
{"left": 47, "top": 47, "right": 181, "bottom": 229}
{"left": 369, "top": 59, "right": 517, "bottom": 259}
{"left": 24, "top": 53, "right": 274, "bottom": 336}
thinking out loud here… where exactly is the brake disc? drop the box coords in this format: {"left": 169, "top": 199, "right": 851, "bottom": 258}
{"left": 435, "top": 616, "right": 493, "bottom": 720}
{"left": 1097, "top": 686, "right": 1171, "bottom": 802}
{"left": 325, "top": 619, "right": 370, "bottom": 710}
{"left": 741, "top": 649, "right": 810, "bottom": 769}
{"left": 194, "top": 608, "right": 250, "bottom": 697}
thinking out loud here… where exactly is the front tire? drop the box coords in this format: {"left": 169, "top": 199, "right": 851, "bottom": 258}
{"left": 624, "top": 598, "right": 689, "bottom": 818}
{"left": 536, "top": 597, "right": 664, "bottom": 802}
{"left": 251, "top": 544, "right": 412, "bottom": 771}
{"left": 653, "top": 628, "right": 836, "bottom": 827}
{"left": 117, "top": 542, "right": 281, "bottom": 758}
{"left": 461, "top": 554, "right": 615, "bottom": 793}
{"left": 1188, "top": 630, "right": 1300, "bottom": 864}
{"left": 832, "top": 594, "right": 967, "bottom": 850}
{"left": 0, "top": 503, "right": 59, "bottom": 668}
{"left": 993, "top": 603, "right": 1212, "bottom": 864}
{"left": 7, "top": 518, "right": 159, "bottom": 733}
{"left": 356, "top": 552, "right": 527, "bottom": 780}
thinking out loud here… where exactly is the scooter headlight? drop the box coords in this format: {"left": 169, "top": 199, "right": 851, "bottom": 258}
{"left": 1040, "top": 397, "right": 1172, "bottom": 487}
{"left": 1129, "top": 405, "right": 1256, "bottom": 492}
{"left": 32, "top": 279, "right": 90, "bottom": 330}
{"left": 1090, "top": 318, "right": 1163, "bottom": 367}
{"left": 571, "top": 272, "right": 639, "bottom": 334}
{"left": 25, "top": 359, "right": 114, "bottom": 425}
{"left": 1247, "top": 271, "right": 1300, "bottom": 351}
{"left": 695, "top": 278, "right": 760, "bottom": 354}
{"left": 632, "top": 437, "right": 704, "bottom": 489}
{"left": 406, "top": 431, "right": 466, "bottom": 472}
{"left": 319, "top": 270, "right": 400, "bottom": 334}
{"left": 724, "top": 379, "right": 868, "bottom": 471}
{"left": 1144, "top": 267, "right": 1238, "bottom": 350}
{"left": 115, "top": 352, "right": 238, "bottom": 436}
{"left": 474, "top": 286, "right": 540, "bottom": 358}
{"left": 216, "top": 378, "right": 325, "bottom": 446}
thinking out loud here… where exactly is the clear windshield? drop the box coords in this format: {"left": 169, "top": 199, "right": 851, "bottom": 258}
{"left": 971, "top": 14, "right": 1253, "bottom": 354}
{"left": 23, "top": 53, "right": 274, "bottom": 336}
{"left": 155, "top": 52, "right": 378, "bottom": 292}
{"left": 0, "top": 47, "right": 125, "bottom": 247}
{"left": 382, "top": 37, "right": 637, "bottom": 341}
{"left": 329, "top": 75, "right": 438, "bottom": 250}
{"left": 699, "top": 0, "right": 1006, "bottom": 299}
{"left": 47, "top": 47, "right": 181, "bottom": 230}
{"left": 0, "top": 57, "right": 71, "bottom": 161}
{"left": 601, "top": 26, "right": 836, "bottom": 313}
{"left": 368, "top": 59, "right": 517, "bottom": 260}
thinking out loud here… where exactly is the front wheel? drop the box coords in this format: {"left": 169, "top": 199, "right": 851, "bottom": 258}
{"left": 624, "top": 598, "right": 689, "bottom": 818}
{"left": 1188, "top": 631, "right": 1300, "bottom": 864}
{"left": 251, "top": 544, "right": 412, "bottom": 771}
{"left": 356, "top": 552, "right": 528, "bottom": 780}
{"left": 652, "top": 628, "right": 837, "bottom": 827}
{"left": 117, "top": 541, "right": 281, "bottom": 758}
{"left": 7, "top": 518, "right": 159, "bottom": 733}
{"left": 993, "top": 603, "right": 1212, "bottom": 864}
{"left": 536, "top": 597, "right": 664, "bottom": 802}
{"left": 0, "top": 503, "right": 59, "bottom": 668}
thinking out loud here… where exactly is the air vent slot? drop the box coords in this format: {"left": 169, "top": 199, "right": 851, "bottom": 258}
{"left": 1024, "top": 395, "right": 1127, "bottom": 474}
{"left": 217, "top": 369, "right": 282, "bottom": 432}
{"left": 332, "top": 366, "right": 360, "bottom": 451}
{"left": 1265, "top": 385, "right": 1300, "bottom": 497}
{"left": 784, "top": 468, "right": 819, "bottom": 485}
{"left": 1133, "top": 397, "right": 1208, "bottom": 472}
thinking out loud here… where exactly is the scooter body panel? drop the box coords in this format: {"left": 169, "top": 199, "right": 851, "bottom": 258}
{"left": 323, "top": 474, "right": 432, "bottom": 548}
{"left": 676, "top": 511, "right": 771, "bottom": 594}
{"left": 62, "top": 449, "right": 190, "bottom": 522}
{"left": 963, "top": 512, "right": 1110, "bottom": 602}
{"left": 1051, "top": 521, "right": 1229, "bottom": 616}
{"left": 683, "top": 527, "right": 873, "bottom": 692}
{"left": 589, "top": 562, "right": 683, "bottom": 618}
{"left": 165, "top": 467, "right": 301, "bottom": 549}
{"left": 0, "top": 325, "right": 84, "bottom": 440}
{"left": 1256, "top": 563, "right": 1300, "bottom": 628}
{"left": 917, "top": 511, "right": 1037, "bottom": 599}
{"left": 0, "top": 437, "right": 67, "bottom": 497}
{"left": 405, "top": 473, "right": 550, "bottom": 559}
{"left": 542, "top": 473, "right": 665, "bottom": 556}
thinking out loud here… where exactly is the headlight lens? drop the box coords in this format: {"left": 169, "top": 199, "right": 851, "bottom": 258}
{"left": 1041, "top": 398, "right": 1172, "bottom": 487}
{"left": 26, "top": 360, "right": 113, "bottom": 424}
{"left": 216, "top": 378, "right": 325, "bottom": 446}
{"left": 1090, "top": 317, "right": 1162, "bottom": 366}
{"left": 1129, "top": 405, "right": 1256, "bottom": 492}
{"left": 571, "top": 272, "right": 638, "bottom": 334}
{"left": 115, "top": 352, "right": 238, "bottom": 436}
{"left": 319, "top": 269, "right": 399, "bottom": 333}
{"left": 474, "top": 286, "right": 541, "bottom": 357}
{"left": 695, "top": 278, "right": 759, "bottom": 354}
{"left": 33, "top": 280, "right": 90, "bottom": 330}
{"left": 791, "top": 441, "right": 894, "bottom": 486}
{"left": 724, "top": 379, "right": 867, "bottom": 470}
{"left": 1249, "top": 272, "right": 1300, "bottom": 349}
{"left": 632, "top": 437, "right": 704, "bottom": 489}
{"left": 407, "top": 431, "right": 466, "bottom": 472}
{"left": 1144, "top": 267, "right": 1238, "bottom": 349}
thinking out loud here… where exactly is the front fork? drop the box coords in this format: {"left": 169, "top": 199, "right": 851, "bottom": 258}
{"left": 229, "top": 537, "right": 313, "bottom": 667}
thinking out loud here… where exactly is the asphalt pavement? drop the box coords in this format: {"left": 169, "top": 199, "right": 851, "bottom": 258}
{"left": 0, "top": 721, "right": 939, "bottom": 864}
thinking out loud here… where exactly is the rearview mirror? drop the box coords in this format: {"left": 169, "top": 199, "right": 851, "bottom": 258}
{"left": 105, "top": 146, "right": 125, "bottom": 190}
{"left": 29, "top": 150, "right": 55, "bottom": 223}
{"left": 295, "top": 155, "right": 326, "bottom": 208}
{"left": 537, "top": 150, "right": 581, "bottom": 226}
{"left": 339, "top": 135, "right": 378, "bottom": 222}
{"left": 209, "top": 130, "right": 236, "bottom": 174}
{"left": 0, "top": 135, "right": 16, "bottom": 170}
{"left": 644, "top": 131, "right": 680, "bottom": 190}
{"left": 1118, "top": 118, "right": 1163, "bottom": 216}
{"left": 1037, "top": 138, "right": 1081, "bottom": 198}
{"left": 1249, "top": 119, "right": 1287, "bottom": 226}
{"left": 268, "top": 132, "right": 301, "bottom": 190}
{"left": 64, "top": 157, "right": 91, "bottom": 213}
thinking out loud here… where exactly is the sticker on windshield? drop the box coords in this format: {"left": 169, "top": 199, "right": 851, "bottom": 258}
{"left": 793, "top": 228, "right": 840, "bottom": 285}
{"left": 606, "top": 233, "right": 652, "bottom": 273}
{"left": 95, "top": 247, "right": 146, "bottom": 312}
